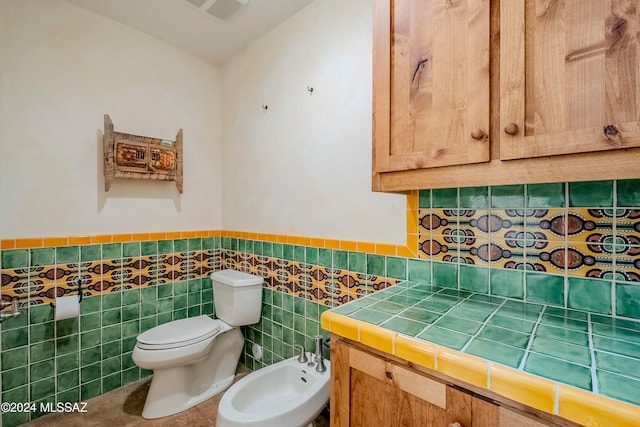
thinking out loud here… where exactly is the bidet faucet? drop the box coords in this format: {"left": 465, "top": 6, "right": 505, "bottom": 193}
{"left": 294, "top": 344, "right": 308, "bottom": 363}
{"left": 314, "top": 335, "right": 327, "bottom": 373}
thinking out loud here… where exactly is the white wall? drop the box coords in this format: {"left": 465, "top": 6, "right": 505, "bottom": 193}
{"left": 0, "top": 0, "right": 222, "bottom": 239}
{"left": 221, "top": 0, "right": 406, "bottom": 244}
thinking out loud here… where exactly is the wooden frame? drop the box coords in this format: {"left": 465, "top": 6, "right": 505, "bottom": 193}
{"left": 103, "top": 114, "right": 183, "bottom": 193}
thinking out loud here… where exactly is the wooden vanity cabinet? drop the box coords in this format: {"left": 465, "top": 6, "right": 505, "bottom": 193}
{"left": 331, "top": 336, "right": 568, "bottom": 427}
{"left": 373, "top": 0, "right": 640, "bottom": 191}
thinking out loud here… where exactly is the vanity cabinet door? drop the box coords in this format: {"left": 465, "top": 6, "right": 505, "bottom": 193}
{"left": 373, "top": 0, "right": 490, "bottom": 173}
{"left": 500, "top": 0, "right": 640, "bottom": 160}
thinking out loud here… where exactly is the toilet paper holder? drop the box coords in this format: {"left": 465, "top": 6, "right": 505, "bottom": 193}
{"left": 50, "top": 279, "right": 84, "bottom": 308}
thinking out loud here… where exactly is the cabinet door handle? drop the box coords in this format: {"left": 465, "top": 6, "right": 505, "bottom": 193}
{"left": 504, "top": 123, "right": 519, "bottom": 135}
{"left": 470, "top": 129, "right": 487, "bottom": 140}
{"left": 448, "top": 423, "right": 462, "bottom": 427}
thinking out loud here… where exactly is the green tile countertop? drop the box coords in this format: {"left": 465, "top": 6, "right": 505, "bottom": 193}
{"left": 324, "top": 280, "right": 640, "bottom": 425}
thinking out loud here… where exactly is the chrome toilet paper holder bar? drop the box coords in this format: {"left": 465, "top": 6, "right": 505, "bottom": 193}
{"left": 50, "top": 279, "right": 84, "bottom": 308}
{"left": 0, "top": 300, "right": 21, "bottom": 322}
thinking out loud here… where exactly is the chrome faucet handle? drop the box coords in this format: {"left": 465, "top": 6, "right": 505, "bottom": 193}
{"left": 293, "top": 344, "right": 308, "bottom": 363}
{"left": 314, "top": 335, "right": 327, "bottom": 373}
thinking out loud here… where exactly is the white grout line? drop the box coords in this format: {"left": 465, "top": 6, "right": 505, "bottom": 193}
{"left": 459, "top": 299, "right": 508, "bottom": 353}
{"left": 587, "top": 313, "right": 599, "bottom": 394}
{"left": 517, "top": 304, "right": 547, "bottom": 371}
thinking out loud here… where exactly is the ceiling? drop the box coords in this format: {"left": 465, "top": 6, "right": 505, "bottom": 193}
{"left": 68, "top": 0, "right": 314, "bottom": 65}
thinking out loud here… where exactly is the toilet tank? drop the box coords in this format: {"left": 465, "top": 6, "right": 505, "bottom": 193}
{"left": 211, "top": 269, "right": 263, "bottom": 326}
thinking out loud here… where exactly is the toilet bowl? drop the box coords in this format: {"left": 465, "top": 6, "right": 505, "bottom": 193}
{"left": 217, "top": 355, "right": 331, "bottom": 427}
{"left": 132, "top": 269, "right": 263, "bottom": 419}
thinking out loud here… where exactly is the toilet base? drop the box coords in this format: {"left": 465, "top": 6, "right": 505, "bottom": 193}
{"left": 140, "top": 327, "right": 244, "bottom": 419}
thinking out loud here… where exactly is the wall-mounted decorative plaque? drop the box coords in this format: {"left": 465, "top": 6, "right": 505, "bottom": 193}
{"left": 103, "top": 114, "right": 183, "bottom": 193}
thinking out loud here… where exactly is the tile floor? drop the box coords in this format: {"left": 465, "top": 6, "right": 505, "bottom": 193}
{"left": 23, "top": 368, "right": 330, "bottom": 427}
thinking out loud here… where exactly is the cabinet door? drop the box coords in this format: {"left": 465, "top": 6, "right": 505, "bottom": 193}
{"left": 373, "top": 0, "right": 490, "bottom": 173}
{"left": 500, "top": 0, "right": 640, "bottom": 160}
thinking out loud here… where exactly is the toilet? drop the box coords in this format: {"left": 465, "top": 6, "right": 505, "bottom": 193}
{"left": 132, "top": 269, "right": 263, "bottom": 419}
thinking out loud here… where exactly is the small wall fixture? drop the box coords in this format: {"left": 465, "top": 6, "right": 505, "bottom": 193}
{"left": 184, "top": 0, "right": 249, "bottom": 21}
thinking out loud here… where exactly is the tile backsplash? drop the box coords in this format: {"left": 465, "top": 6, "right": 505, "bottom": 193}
{"left": 1, "top": 179, "right": 639, "bottom": 426}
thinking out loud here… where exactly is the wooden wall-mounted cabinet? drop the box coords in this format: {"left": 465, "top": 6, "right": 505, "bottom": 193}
{"left": 331, "top": 336, "right": 565, "bottom": 427}
{"left": 373, "top": 0, "right": 640, "bottom": 191}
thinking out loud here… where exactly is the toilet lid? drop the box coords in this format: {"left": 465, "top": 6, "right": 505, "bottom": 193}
{"left": 137, "top": 315, "right": 228, "bottom": 350}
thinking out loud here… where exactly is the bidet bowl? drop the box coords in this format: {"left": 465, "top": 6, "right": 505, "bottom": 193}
{"left": 217, "top": 355, "right": 331, "bottom": 427}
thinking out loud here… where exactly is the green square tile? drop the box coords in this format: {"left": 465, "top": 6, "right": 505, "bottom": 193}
{"left": 56, "top": 246, "right": 79, "bottom": 263}
{"left": 56, "top": 334, "right": 79, "bottom": 355}
{"left": 103, "top": 292, "right": 122, "bottom": 310}
{"left": 595, "top": 351, "right": 640, "bottom": 380}
{"left": 417, "top": 326, "right": 471, "bottom": 350}
{"left": 293, "top": 246, "right": 305, "bottom": 263}
{"left": 2, "top": 328, "right": 28, "bottom": 350}
{"left": 30, "top": 304, "right": 54, "bottom": 324}
{"left": 81, "top": 346, "right": 101, "bottom": 366}
{"left": 435, "top": 316, "right": 483, "bottom": 335}
{"left": 80, "top": 245, "right": 101, "bottom": 262}
{"left": 2, "top": 366, "right": 28, "bottom": 390}
{"left": 465, "top": 338, "right": 524, "bottom": 368}
{"left": 102, "top": 324, "right": 121, "bottom": 342}
{"left": 2, "top": 411, "right": 29, "bottom": 427}
{"left": 30, "top": 340, "right": 55, "bottom": 362}
{"left": 282, "top": 244, "right": 293, "bottom": 261}
{"left": 597, "top": 370, "right": 640, "bottom": 406}
{"left": 57, "top": 386, "right": 80, "bottom": 403}
{"left": 432, "top": 188, "right": 458, "bottom": 208}
{"left": 101, "top": 243, "right": 122, "bottom": 260}
{"left": 102, "top": 308, "right": 122, "bottom": 326}
{"left": 616, "top": 283, "right": 640, "bottom": 319}
{"left": 174, "top": 239, "right": 188, "bottom": 253}
{"left": 102, "top": 341, "right": 122, "bottom": 359}
{"left": 535, "top": 324, "right": 587, "bottom": 346}
{"left": 432, "top": 262, "right": 458, "bottom": 288}
{"left": 617, "top": 179, "right": 640, "bottom": 207}
{"left": 569, "top": 180, "right": 613, "bottom": 207}
{"left": 524, "top": 353, "right": 591, "bottom": 390}
{"left": 30, "top": 359, "right": 54, "bottom": 382}
{"left": 369, "top": 300, "right": 405, "bottom": 315}
{"left": 318, "top": 249, "right": 332, "bottom": 268}
{"left": 333, "top": 250, "right": 348, "bottom": 270}
{"left": 459, "top": 186, "right": 489, "bottom": 209}
{"left": 349, "top": 252, "right": 367, "bottom": 273}
{"left": 419, "top": 190, "right": 431, "bottom": 208}
{"left": 491, "top": 269, "right": 524, "bottom": 299}
{"left": 30, "top": 378, "right": 55, "bottom": 401}
{"left": 491, "top": 185, "right": 525, "bottom": 208}
{"left": 80, "top": 379, "right": 101, "bottom": 400}
{"left": 399, "top": 307, "right": 439, "bottom": 323}
{"left": 158, "top": 240, "right": 173, "bottom": 254}
{"left": 477, "top": 325, "right": 530, "bottom": 348}
{"left": 122, "top": 242, "right": 140, "bottom": 258}
{"left": 527, "top": 183, "right": 565, "bottom": 208}
{"left": 381, "top": 317, "right": 427, "bottom": 336}
{"left": 408, "top": 259, "right": 431, "bottom": 283}
{"left": 2, "top": 249, "right": 29, "bottom": 268}
{"left": 57, "top": 353, "right": 79, "bottom": 371}
{"left": 122, "top": 289, "right": 140, "bottom": 306}
{"left": 448, "top": 305, "right": 492, "bottom": 322}
{"left": 272, "top": 243, "right": 283, "bottom": 259}
{"left": 202, "top": 237, "right": 214, "bottom": 250}
{"left": 157, "top": 283, "right": 173, "bottom": 299}
{"left": 530, "top": 336, "right": 590, "bottom": 365}
{"left": 30, "top": 248, "right": 55, "bottom": 266}
{"left": 459, "top": 265, "right": 488, "bottom": 293}
{"left": 81, "top": 363, "right": 102, "bottom": 383}
{"left": 2, "top": 384, "right": 28, "bottom": 403}
{"left": 1, "top": 347, "right": 28, "bottom": 371}
{"left": 386, "top": 257, "right": 406, "bottom": 280}
{"left": 30, "top": 322, "right": 55, "bottom": 343}
{"left": 0, "top": 308, "right": 28, "bottom": 329}
{"left": 57, "top": 318, "right": 78, "bottom": 337}
{"left": 305, "top": 247, "right": 318, "bottom": 265}
{"left": 253, "top": 241, "right": 264, "bottom": 256}
{"left": 122, "top": 367, "right": 140, "bottom": 385}
{"left": 262, "top": 242, "right": 273, "bottom": 257}
{"left": 567, "top": 277, "right": 611, "bottom": 314}
{"left": 365, "top": 254, "right": 385, "bottom": 277}
{"left": 188, "top": 238, "right": 202, "bottom": 251}
{"left": 526, "top": 272, "right": 564, "bottom": 306}
{"left": 80, "top": 295, "right": 101, "bottom": 314}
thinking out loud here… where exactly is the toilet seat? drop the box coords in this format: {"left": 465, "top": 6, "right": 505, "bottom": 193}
{"left": 136, "top": 315, "right": 229, "bottom": 350}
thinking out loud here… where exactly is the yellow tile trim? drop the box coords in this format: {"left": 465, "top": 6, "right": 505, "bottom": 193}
{"left": 320, "top": 310, "right": 333, "bottom": 331}
{"left": 393, "top": 334, "right": 436, "bottom": 370}
{"left": 558, "top": 384, "right": 640, "bottom": 427}
{"left": 436, "top": 347, "right": 488, "bottom": 389}
{"left": 15, "top": 238, "right": 44, "bottom": 249}
{"left": 490, "top": 364, "right": 556, "bottom": 414}
{"left": 359, "top": 322, "right": 395, "bottom": 354}
{"left": 326, "top": 313, "right": 360, "bottom": 342}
